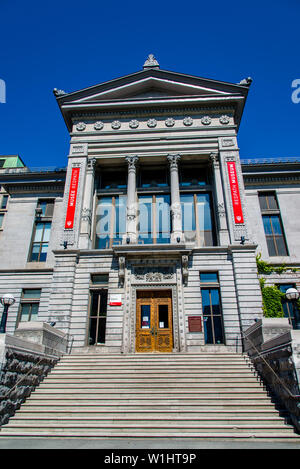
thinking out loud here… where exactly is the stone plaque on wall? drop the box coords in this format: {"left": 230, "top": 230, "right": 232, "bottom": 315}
{"left": 188, "top": 316, "right": 202, "bottom": 332}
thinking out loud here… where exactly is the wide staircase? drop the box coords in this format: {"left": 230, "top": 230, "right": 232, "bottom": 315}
{"left": 0, "top": 352, "right": 299, "bottom": 440}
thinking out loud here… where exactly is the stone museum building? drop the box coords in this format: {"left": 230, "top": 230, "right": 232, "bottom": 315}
{"left": 0, "top": 55, "right": 299, "bottom": 354}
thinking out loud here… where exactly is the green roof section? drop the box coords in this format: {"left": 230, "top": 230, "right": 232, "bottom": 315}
{"left": 0, "top": 155, "right": 26, "bottom": 168}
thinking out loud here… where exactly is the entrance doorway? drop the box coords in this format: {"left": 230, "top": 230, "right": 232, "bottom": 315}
{"left": 136, "top": 290, "right": 173, "bottom": 353}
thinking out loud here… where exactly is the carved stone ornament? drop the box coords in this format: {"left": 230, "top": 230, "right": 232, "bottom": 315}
{"left": 147, "top": 118, "right": 157, "bottom": 128}
{"left": 129, "top": 119, "right": 139, "bottom": 129}
{"left": 182, "top": 255, "right": 189, "bottom": 285}
{"left": 222, "top": 138, "right": 235, "bottom": 147}
{"left": 201, "top": 116, "right": 211, "bottom": 125}
{"left": 125, "top": 155, "right": 139, "bottom": 170}
{"left": 133, "top": 267, "right": 174, "bottom": 282}
{"left": 87, "top": 157, "right": 97, "bottom": 170}
{"left": 183, "top": 116, "right": 193, "bottom": 126}
{"left": 143, "top": 54, "right": 160, "bottom": 69}
{"left": 111, "top": 120, "right": 121, "bottom": 129}
{"left": 81, "top": 208, "right": 92, "bottom": 223}
{"left": 165, "top": 117, "right": 175, "bottom": 127}
{"left": 94, "top": 121, "right": 104, "bottom": 130}
{"left": 167, "top": 154, "right": 181, "bottom": 169}
{"left": 119, "top": 256, "right": 125, "bottom": 285}
{"left": 219, "top": 115, "right": 230, "bottom": 125}
{"left": 171, "top": 202, "right": 182, "bottom": 220}
{"left": 217, "top": 202, "right": 226, "bottom": 217}
{"left": 209, "top": 152, "right": 219, "bottom": 166}
{"left": 76, "top": 122, "right": 86, "bottom": 131}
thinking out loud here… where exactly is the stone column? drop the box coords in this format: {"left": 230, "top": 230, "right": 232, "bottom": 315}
{"left": 78, "top": 157, "right": 96, "bottom": 249}
{"left": 167, "top": 154, "right": 184, "bottom": 243}
{"left": 209, "top": 152, "right": 230, "bottom": 245}
{"left": 125, "top": 155, "right": 139, "bottom": 244}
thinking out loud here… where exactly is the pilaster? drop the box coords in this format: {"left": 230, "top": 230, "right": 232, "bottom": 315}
{"left": 78, "top": 157, "right": 96, "bottom": 249}
{"left": 209, "top": 152, "right": 230, "bottom": 246}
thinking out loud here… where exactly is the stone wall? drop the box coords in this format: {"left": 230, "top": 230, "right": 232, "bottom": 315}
{"left": 0, "top": 322, "right": 68, "bottom": 426}
{"left": 244, "top": 318, "right": 300, "bottom": 432}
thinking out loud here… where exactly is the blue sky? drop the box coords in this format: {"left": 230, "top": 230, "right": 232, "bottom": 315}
{"left": 0, "top": 0, "right": 299, "bottom": 167}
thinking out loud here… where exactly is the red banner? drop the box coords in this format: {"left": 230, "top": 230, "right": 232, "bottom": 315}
{"left": 65, "top": 167, "right": 80, "bottom": 229}
{"left": 227, "top": 161, "right": 244, "bottom": 224}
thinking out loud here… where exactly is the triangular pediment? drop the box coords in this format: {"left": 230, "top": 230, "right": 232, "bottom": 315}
{"left": 55, "top": 67, "right": 250, "bottom": 131}
{"left": 69, "top": 76, "right": 232, "bottom": 103}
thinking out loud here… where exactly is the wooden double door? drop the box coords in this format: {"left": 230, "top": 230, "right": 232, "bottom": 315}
{"left": 136, "top": 290, "right": 173, "bottom": 353}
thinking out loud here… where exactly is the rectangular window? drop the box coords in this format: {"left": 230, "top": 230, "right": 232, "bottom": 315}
{"left": 181, "top": 193, "right": 215, "bottom": 246}
{"left": 38, "top": 200, "right": 54, "bottom": 217}
{"left": 98, "top": 170, "right": 127, "bottom": 190}
{"left": 179, "top": 166, "right": 209, "bottom": 187}
{"left": 0, "top": 190, "right": 9, "bottom": 230}
{"left": 95, "top": 195, "right": 127, "bottom": 249}
{"left": 200, "top": 273, "right": 224, "bottom": 345}
{"left": 139, "top": 167, "right": 169, "bottom": 188}
{"left": 259, "top": 192, "right": 288, "bottom": 256}
{"left": 138, "top": 194, "right": 170, "bottom": 244}
{"left": 30, "top": 222, "right": 51, "bottom": 261}
{"left": 18, "top": 289, "right": 41, "bottom": 323}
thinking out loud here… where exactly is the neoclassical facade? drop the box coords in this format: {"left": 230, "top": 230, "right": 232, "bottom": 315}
{"left": 0, "top": 56, "right": 299, "bottom": 353}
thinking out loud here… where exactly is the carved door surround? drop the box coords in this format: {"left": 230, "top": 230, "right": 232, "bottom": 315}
{"left": 120, "top": 256, "right": 187, "bottom": 354}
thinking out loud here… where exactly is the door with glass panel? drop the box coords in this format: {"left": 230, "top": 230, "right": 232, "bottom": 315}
{"left": 88, "top": 289, "right": 108, "bottom": 345}
{"left": 136, "top": 291, "right": 173, "bottom": 352}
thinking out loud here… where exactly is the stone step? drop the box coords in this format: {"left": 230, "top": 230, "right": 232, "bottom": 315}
{"left": 32, "top": 389, "right": 268, "bottom": 397}
{"left": 47, "top": 371, "right": 256, "bottom": 378}
{"left": 43, "top": 377, "right": 259, "bottom": 383}
{"left": 35, "top": 380, "right": 260, "bottom": 392}
{"left": 24, "top": 397, "right": 273, "bottom": 405}
{"left": 13, "top": 407, "right": 281, "bottom": 416}
{"left": 0, "top": 430, "right": 298, "bottom": 440}
{"left": 8, "top": 416, "right": 289, "bottom": 426}
{"left": 1, "top": 421, "right": 293, "bottom": 430}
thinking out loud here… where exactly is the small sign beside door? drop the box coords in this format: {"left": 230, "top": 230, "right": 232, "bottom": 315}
{"left": 109, "top": 294, "right": 122, "bottom": 306}
{"left": 188, "top": 316, "right": 202, "bottom": 332}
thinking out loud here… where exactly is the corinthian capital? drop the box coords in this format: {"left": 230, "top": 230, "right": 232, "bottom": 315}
{"left": 125, "top": 155, "right": 139, "bottom": 170}
{"left": 209, "top": 152, "right": 219, "bottom": 167}
{"left": 167, "top": 154, "right": 181, "bottom": 169}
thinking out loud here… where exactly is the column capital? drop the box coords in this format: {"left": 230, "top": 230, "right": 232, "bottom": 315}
{"left": 167, "top": 154, "right": 181, "bottom": 169}
{"left": 209, "top": 152, "right": 219, "bottom": 166}
{"left": 125, "top": 155, "right": 139, "bottom": 170}
{"left": 87, "top": 157, "right": 97, "bottom": 171}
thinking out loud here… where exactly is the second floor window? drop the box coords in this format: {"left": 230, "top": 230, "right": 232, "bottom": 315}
{"left": 138, "top": 194, "right": 171, "bottom": 244}
{"left": 181, "top": 193, "right": 216, "bottom": 246}
{"left": 259, "top": 192, "right": 288, "bottom": 256}
{"left": 29, "top": 199, "right": 54, "bottom": 262}
{"left": 30, "top": 222, "right": 51, "bottom": 261}
{"left": 95, "top": 195, "right": 127, "bottom": 249}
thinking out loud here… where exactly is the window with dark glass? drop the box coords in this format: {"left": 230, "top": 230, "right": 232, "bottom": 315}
{"left": 181, "top": 193, "right": 215, "bottom": 246}
{"left": 30, "top": 222, "right": 51, "bottom": 261}
{"left": 18, "top": 289, "right": 41, "bottom": 324}
{"left": 0, "top": 189, "right": 9, "bottom": 230}
{"left": 88, "top": 274, "right": 108, "bottom": 345}
{"left": 29, "top": 199, "right": 54, "bottom": 262}
{"left": 139, "top": 167, "right": 169, "bottom": 188}
{"left": 98, "top": 170, "right": 127, "bottom": 190}
{"left": 259, "top": 192, "right": 288, "bottom": 256}
{"left": 95, "top": 195, "right": 127, "bottom": 249}
{"left": 138, "top": 194, "right": 170, "bottom": 244}
{"left": 200, "top": 273, "right": 224, "bottom": 344}
{"left": 180, "top": 166, "right": 209, "bottom": 187}
{"left": 278, "top": 284, "right": 300, "bottom": 329}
